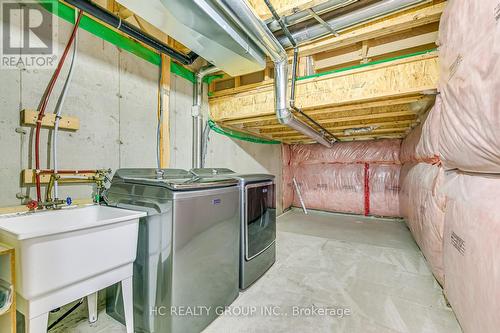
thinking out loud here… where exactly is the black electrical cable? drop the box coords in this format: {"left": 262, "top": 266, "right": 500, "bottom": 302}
{"left": 47, "top": 298, "right": 84, "bottom": 331}
{"left": 64, "top": 0, "right": 198, "bottom": 65}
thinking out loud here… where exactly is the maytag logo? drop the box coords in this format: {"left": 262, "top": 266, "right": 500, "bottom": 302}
{"left": 1, "top": 1, "right": 59, "bottom": 69}
{"left": 212, "top": 198, "right": 221, "bottom": 205}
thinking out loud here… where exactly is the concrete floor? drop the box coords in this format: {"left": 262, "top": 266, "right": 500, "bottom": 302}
{"left": 47, "top": 209, "right": 461, "bottom": 333}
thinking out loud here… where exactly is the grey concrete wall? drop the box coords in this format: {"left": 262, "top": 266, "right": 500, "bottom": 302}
{"left": 0, "top": 8, "right": 282, "bottom": 211}
{"left": 0, "top": 14, "right": 158, "bottom": 207}
{"left": 168, "top": 77, "right": 283, "bottom": 212}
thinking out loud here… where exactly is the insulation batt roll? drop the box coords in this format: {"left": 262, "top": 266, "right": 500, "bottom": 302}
{"left": 442, "top": 172, "right": 500, "bottom": 333}
{"left": 369, "top": 164, "right": 401, "bottom": 217}
{"left": 292, "top": 163, "right": 365, "bottom": 215}
{"left": 437, "top": 0, "right": 500, "bottom": 173}
{"left": 289, "top": 139, "right": 401, "bottom": 165}
{"left": 283, "top": 139, "right": 402, "bottom": 216}
{"left": 399, "top": 163, "right": 445, "bottom": 285}
{"left": 438, "top": 0, "right": 500, "bottom": 73}
{"left": 400, "top": 95, "right": 442, "bottom": 164}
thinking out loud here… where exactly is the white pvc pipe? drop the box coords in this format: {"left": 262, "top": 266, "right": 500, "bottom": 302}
{"left": 52, "top": 13, "right": 79, "bottom": 200}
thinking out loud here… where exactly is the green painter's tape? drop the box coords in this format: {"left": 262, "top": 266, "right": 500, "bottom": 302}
{"left": 208, "top": 120, "right": 280, "bottom": 144}
{"left": 297, "top": 48, "right": 437, "bottom": 81}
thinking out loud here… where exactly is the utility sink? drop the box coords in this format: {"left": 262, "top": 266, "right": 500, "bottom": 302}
{"left": 0, "top": 205, "right": 145, "bottom": 333}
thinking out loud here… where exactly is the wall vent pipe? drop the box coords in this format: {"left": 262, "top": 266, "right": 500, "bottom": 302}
{"left": 193, "top": 66, "right": 220, "bottom": 169}
{"left": 214, "top": 0, "right": 334, "bottom": 147}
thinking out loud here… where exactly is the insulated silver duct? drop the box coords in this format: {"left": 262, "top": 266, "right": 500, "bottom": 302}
{"left": 214, "top": 0, "right": 334, "bottom": 147}
{"left": 193, "top": 66, "right": 220, "bottom": 168}
{"left": 278, "top": 0, "right": 429, "bottom": 48}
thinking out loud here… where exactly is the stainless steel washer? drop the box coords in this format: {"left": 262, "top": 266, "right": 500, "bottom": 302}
{"left": 191, "top": 168, "right": 276, "bottom": 289}
{"left": 104, "top": 168, "right": 240, "bottom": 333}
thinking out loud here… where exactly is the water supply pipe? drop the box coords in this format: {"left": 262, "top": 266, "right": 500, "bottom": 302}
{"left": 192, "top": 65, "right": 219, "bottom": 169}
{"left": 34, "top": 10, "right": 83, "bottom": 204}
{"left": 213, "top": 0, "right": 334, "bottom": 147}
{"left": 52, "top": 9, "right": 80, "bottom": 201}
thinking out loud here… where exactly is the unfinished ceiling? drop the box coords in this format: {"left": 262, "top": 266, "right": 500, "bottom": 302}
{"left": 89, "top": 0, "right": 445, "bottom": 144}
{"left": 208, "top": 0, "right": 445, "bottom": 143}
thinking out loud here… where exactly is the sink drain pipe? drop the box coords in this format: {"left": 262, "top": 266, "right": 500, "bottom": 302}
{"left": 192, "top": 65, "right": 220, "bottom": 168}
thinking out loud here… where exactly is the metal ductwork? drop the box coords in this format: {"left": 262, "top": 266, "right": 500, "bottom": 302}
{"left": 64, "top": 0, "right": 198, "bottom": 65}
{"left": 277, "top": 0, "right": 430, "bottom": 48}
{"left": 213, "top": 0, "right": 334, "bottom": 147}
{"left": 116, "top": 0, "right": 266, "bottom": 76}
{"left": 192, "top": 66, "right": 220, "bottom": 169}
{"left": 267, "top": 0, "right": 357, "bottom": 32}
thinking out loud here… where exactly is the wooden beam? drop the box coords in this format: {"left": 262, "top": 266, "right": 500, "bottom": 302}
{"left": 21, "top": 109, "right": 79, "bottom": 130}
{"left": 314, "top": 30, "right": 438, "bottom": 70}
{"left": 275, "top": 127, "right": 409, "bottom": 139}
{"left": 210, "top": 53, "right": 438, "bottom": 123}
{"left": 223, "top": 95, "right": 425, "bottom": 125}
{"left": 159, "top": 39, "right": 172, "bottom": 168}
{"left": 260, "top": 119, "right": 416, "bottom": 135}
{"left": 245, "top": 109, "right": 418, "bottom": 131}
{"left": 296, "top": 2, "right": 446, "bottom": 57}
{"left": 247, "top": 0, "right": 327, "bottom": 20}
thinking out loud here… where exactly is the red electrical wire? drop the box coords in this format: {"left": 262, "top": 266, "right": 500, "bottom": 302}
{"left": 34, "top": 10, "right": 83, "bottom": 203}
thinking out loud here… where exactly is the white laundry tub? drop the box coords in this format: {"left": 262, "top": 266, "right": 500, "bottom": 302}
{"left": 0, "top": 205, "right": 145, "bottom": 332}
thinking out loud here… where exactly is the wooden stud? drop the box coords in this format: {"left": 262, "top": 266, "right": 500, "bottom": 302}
{"left": 234, "top": 76, "right": 241, "bottom": 88}
{"left": 159, "top": 38, "right": 172, "bottom": 168}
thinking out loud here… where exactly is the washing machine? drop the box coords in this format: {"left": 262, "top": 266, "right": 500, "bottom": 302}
{"left": 104, "top": 168, "right": 240, "bottom": 333}
{"left": 190, "top": 168, "right": 276, "bottom": 289}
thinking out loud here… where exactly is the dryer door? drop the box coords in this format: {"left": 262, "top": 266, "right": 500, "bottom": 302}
{"left": 245, "top": 181, "right": 276, "bottom": 260}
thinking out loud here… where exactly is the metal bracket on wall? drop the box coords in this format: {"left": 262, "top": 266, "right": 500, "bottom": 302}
{"left": 307, "top": 8, "right": 340, "bottom": 37}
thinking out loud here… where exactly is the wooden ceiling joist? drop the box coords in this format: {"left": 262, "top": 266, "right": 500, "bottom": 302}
{"left": 296, "top": 2, "right": 445, "bottom": 57}
{"left": 209, "top": 51, "right": 438, "bottom": 144}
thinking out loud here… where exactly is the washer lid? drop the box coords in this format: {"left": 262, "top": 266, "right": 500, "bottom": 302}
{"left": 190, "top": 168, "right": 275, "bottom": 183}
{"left": 112, "top": 168, "right": 238, "bottom": 190}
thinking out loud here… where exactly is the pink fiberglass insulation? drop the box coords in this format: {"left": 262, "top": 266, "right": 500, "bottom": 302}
{"left": 438, "top": 0, "right": 500, "bottom": 173}
{"left": 283, "top": 140, "right": 401, "bottom": 217}
{"left": 292, "top": 163, "right": 365, "bottom": 214}
{"left": 289, "top": 139, "right": 401, "bottom": 165}
{"left": 400, "top": 95, "right": 442, "bottom": 164}
{"left": 399, "top": 163, "right": 445, "bottom": 285}
{"left": 369, "top": 164, "right": 401, "bottom": 217}
{"left": 442, "top": 172, "right": 500, "bottom": 332}
{"left": 438, "top": 0, "right": 499, "bottom": 74}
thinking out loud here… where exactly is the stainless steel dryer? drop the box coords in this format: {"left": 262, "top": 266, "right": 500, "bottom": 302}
{"left": 191, "top": 168, "right": 276, "bottom": 289}
{"left": 104, "top": 168, "right": 240, "bottom": 333}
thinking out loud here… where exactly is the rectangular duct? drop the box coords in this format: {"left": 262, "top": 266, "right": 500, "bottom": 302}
{"left": 116, "top": 0, "right": 267, "bottom": 76}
